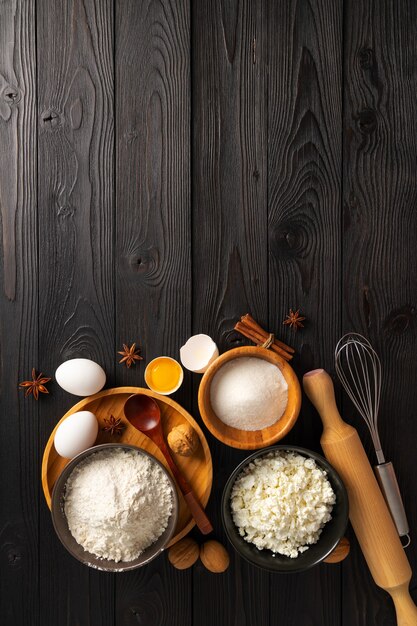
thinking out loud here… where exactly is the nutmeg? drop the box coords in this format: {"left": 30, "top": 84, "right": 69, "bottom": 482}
{"left": 167, "top": 423, "right": 199, "bottom": 457}
{"left": 200, "top": 540, "right": 230, "bottom": 573}
{"left": 168, "top": 537, "right": 199, "bottom": 570}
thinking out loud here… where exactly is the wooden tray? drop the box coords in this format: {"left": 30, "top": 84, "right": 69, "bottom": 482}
{"left": 42, "top": 387, "right": 213, "bottom": 547}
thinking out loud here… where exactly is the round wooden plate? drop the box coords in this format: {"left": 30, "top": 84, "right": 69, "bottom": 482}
{"left": 198, "top": 346, "right": 301, "bottom": 449}
{"left": 42, "top": 387, "right": 213, "bottom": 547}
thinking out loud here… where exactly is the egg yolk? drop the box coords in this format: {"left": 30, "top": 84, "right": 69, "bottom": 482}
{"left": 147, "top": 358, "right": 181, "bottom": 392}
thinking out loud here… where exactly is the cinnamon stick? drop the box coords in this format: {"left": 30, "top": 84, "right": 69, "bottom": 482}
{"left": 241, "top": 314, "right": 295, "bottom": 353}
{"left": 235, "top": 322, "right": 293, "bottom": 360}
{"left": 234, "top": 314, "right": 295, "bottom": 361}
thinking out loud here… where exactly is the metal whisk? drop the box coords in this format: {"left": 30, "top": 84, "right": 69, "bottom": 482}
{"left": 335, "top": 333, "right": 410, "bottom": 545}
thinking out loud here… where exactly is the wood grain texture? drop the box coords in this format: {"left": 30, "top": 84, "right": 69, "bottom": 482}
{"left": 36, "top": 1, "right": 114, "bottom": 625}
{"left": 342, "top": 1, "right": 417, "bottom": 624}
{"left": 192, "top": 1, "right": 269, "bottom": 624}
{"left": 267, "top": 0, "right": 343, "bottom": 624}
{"left": 1, "top": 0, "right": 417, "bottom": 624}
{"left": 115, "top": 0, "right": 191, "bottom": 368}
{"left": 0, "top": 2, "right": 38, "bottom": 625}
{"left": 115, "top": 1, "right": 192, "bottom": 624}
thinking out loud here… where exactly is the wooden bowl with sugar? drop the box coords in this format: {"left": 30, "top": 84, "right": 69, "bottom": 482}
{"left": 198, "top": 346, "right": 301, "bottom": 449}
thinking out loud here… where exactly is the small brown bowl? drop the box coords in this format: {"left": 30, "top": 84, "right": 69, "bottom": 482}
{"left": 51, "top": 444, "right": 179, "bottom": 572}
{"left": 198, "top": 346, "right": 301, "bottom": 450}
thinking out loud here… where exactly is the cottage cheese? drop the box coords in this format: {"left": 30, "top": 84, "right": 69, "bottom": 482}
{"left": 230, "top": 451, "right": 336, "bottom": 558}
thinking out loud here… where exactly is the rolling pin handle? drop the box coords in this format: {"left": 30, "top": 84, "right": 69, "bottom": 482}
{"left": 390, "top": 584, "right": 417, "bottom": 626}
{"left": 303, "top": 369, "right": 345, "bottom": 430}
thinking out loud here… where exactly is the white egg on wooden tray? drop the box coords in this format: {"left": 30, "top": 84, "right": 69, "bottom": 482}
{"left": 55, "top": 358, "right": 106, "bottom": 396}
{"left": 54, "top": 410, "right": 99, "bottom": 459}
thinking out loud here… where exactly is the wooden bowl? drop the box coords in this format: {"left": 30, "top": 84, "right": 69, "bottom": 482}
{"left": 198, "top": 346, "right": 301, "bottom": 449}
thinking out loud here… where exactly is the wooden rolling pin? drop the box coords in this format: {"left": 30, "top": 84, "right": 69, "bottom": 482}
{"left": 303, "top": 369, "right": 417, "bottom": 626}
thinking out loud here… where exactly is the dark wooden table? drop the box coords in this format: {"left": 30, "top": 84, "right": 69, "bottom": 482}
{"left": 1, "top": 1, "right": 416, "bottom": 624}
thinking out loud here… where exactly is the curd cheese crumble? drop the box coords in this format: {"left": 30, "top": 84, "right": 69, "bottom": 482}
{"left": 230, "top": 451, "right": 336, "bottom": 558}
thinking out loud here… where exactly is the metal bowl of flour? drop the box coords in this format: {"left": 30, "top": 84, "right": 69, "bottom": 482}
{"left": 51, "top": 444, "right": 179, "bottom": 572}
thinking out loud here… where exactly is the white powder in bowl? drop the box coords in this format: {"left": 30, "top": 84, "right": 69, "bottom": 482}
{"left": 64, "top": 448, "right": 174, "bottom": 562}
{"left": 210, "top": 357, "right": 288, "bottom": 430}
{"left": 230, "top": 451, "right": 336, "bottom": 558}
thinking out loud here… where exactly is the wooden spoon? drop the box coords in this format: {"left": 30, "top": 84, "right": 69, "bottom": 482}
{"left": 124, "top": 393, "right": 213, "bottom": 535}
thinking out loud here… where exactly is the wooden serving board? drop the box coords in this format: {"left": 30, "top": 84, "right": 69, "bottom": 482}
{"left": 41, "top": 387, "right": 213, "bottom": 547}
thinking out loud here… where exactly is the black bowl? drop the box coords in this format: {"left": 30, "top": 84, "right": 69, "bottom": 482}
{"left": 221, "top": 445, "right": 349, "bottom": 573}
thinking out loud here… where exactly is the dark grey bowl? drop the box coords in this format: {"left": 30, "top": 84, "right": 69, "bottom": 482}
{"left": 51, "top": 443, "right": 179, "bottom": 572}
{"left": 222, "top": 445, "right": 349, "bottom": 573}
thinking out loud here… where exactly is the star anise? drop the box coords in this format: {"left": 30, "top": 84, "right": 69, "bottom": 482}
{"left": 118, "top": 343, "right": 143, "bottom": 368}
{"left": 19, "top": 368, "right": 51, "bottom": 400}
{"left": 283, "top": 308, "right": 306, "bottom": 331}
{"left": 102, "top": 415, "right": 125, "bottom": 436}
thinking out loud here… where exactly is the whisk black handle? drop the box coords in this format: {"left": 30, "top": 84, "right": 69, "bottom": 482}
{"left": 375, "top": 461, "right": 410, "bottom": 543}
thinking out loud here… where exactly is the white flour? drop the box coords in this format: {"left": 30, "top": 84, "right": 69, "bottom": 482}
{"left": 64, "top": 448, "right": 173, "bottom": 562}
{"left": 210, "top": 357, "right": 288, "bottom": 430}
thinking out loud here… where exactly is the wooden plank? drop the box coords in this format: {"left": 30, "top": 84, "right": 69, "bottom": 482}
{"left": 1, "top": 2, "right": 415, "bottom": 625}
{"left": 0, "top": 1, "right": 38, "bottom": 624}
{"left": 267, "top": 0, "right": 343, "bottom": 623}
{"left": 192, "top": 0, "right": 269, "bottom": 623}
{"left": 342, "top": 1, "right": 417, "bottom": 624}
{"left": 36, "top": 1, "right": 115, "bottom": 625}
{"left": 114, "top": 1, "right": 191, "bottom": 624}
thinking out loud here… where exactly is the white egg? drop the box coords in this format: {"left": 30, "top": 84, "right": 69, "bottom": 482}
{"left": 55, "top": 358, "right": 106, "bottom": 396}
{"left": 180, "top": 334, "right": 219, "bottom": 373}
{"left": 54, "top": 410, "right": 98, "bottom": 459}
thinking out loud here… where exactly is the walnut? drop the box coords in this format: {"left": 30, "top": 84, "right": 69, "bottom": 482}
{"left": 167, "top": 423, "right": 199, "bottom": 457}
{"left": 200, "top": 540, "right": 230, "bottom": 573}
{"left": 168, "top": 537, "right": 199, "bottom": 569}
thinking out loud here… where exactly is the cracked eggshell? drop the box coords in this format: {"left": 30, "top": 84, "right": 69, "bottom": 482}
{"left": 180, "top": 334, "right": 219, "bottom": 373}
{"left": 54, "top": 410, "right": 99, "bottom": 459}
{"left": 55, "top": 358, "right": 106, "bottom": 397}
